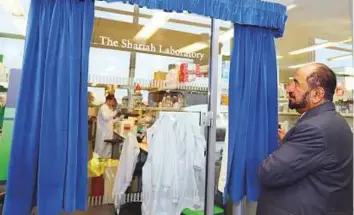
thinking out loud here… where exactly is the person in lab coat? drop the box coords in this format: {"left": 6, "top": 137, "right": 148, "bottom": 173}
{"left": 94, "top": 94, "right": 119, "bottom": 158}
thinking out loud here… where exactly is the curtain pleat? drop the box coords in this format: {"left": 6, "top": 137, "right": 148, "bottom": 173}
{"left": 3, "top": 0, "right": 94, "bottom": 214}
{"left": 225, "top": 25, "right": 279, "bottom": 203}
{"left": 103, "top": 0, "right": 287, "bottom": 37}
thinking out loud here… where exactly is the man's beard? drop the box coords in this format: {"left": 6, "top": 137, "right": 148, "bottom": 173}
{"left": 288, "top": 91, "right": 310, "bottom": 110}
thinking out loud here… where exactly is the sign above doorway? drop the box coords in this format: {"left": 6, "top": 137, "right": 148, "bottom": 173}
{"left": 97, "top": 36, "right": 206, "bottom": 60}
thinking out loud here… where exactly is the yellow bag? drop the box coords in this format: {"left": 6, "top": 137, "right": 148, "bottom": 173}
{"left": 88, "top": 158, "right": 119, "bottom": 177}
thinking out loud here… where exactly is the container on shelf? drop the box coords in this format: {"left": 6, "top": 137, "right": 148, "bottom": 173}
{"left": 153, "top": 71, "right": 167, "bottom": 81}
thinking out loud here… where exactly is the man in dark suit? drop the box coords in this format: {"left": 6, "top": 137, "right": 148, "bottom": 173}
{"left": 257, "top": 63, "right": 353, "bottom": 215}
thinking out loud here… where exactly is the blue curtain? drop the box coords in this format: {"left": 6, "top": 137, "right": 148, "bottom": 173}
{"left": 225, "top": 25, "right": 279, "bottom": 202}
{"left": 3, "top": 0, "right": 94, "bottom": 214}
{"left": 104, "top": 0, "right": 286, "bottom": 38}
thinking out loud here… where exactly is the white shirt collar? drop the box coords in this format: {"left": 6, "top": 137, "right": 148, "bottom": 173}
{"left": 300, "top": 112, "right": 307, "bottom": 119}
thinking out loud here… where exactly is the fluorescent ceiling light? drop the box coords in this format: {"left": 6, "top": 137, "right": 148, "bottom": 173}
{"left": 288, "top": 62, "right": 315, "bottom": 69}
{"left": 134, "top": 11, "right": 172, "bottom": 42}
{"left": 289, "top": 38, "right": 352, "bottom": 55}
{"left": 287, "top": 4, "right": 297, "bottom": 11}
{"left": 0, "top": 0, "right": 24, "bottom": 16}
{"left": 178, "top": 42, "right": 209, "bottom": 53}
{"left": 341, "top": 38, "right": 352, "bottom": 44}
{"left": 328, "top": 54, "right": 352, "bottom": 62}
{"left": 176, "top": 12, "right": 212, "bottom": 26}
{"left": 337, "top": 38, "right": 352, "bottom": 44}
{"left": 277, "top": 56, "right": 284, "bottom": 59}
{"left": 219, "top": 28, "right": 234, "bottom": 43}
{"left": 289, "top": 42, "right": 335, "bottom": 55}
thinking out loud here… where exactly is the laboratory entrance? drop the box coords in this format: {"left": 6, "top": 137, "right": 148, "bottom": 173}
{"left": 86, "top": 2, "right": 226, "bottom": 215}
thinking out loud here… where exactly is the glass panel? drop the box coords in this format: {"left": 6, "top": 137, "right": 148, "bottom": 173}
{"left": 88, "top": 3, "right": 212, "bottom": 214}
{"left": 89, "top": 48, "right": 131, "bottom": 76}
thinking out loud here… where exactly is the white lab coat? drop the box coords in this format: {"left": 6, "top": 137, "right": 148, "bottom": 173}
{"left": 142, "top": 114, "right": 178, "bottom": 215}
{"left": 174, "top": 114, "right": 206, "bottom": 213}
{"left": 218, "top": 125, "right": 229, "bottom": 193}
{"left": 218, "top": 116, "right": 229, "bottom": 193}
{"left": 142, "top": 113, "right": 206, "bottom": 215}
{"left": 94, "top": 103, "right": 118, "bottom": 158}
{"left": 113, "top": 133, "right": 140, "bottom": 212}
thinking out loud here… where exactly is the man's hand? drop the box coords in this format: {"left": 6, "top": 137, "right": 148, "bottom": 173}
{"left": 278, "top": 128, "right": 286, "bottom": 143}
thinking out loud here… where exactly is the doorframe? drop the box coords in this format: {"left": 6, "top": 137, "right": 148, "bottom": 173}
{"left": 205, "top": 18, "right": 221, "bottom": 215}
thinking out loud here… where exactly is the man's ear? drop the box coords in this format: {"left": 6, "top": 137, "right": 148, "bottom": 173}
{"left": 311, "top": 87, "right": 325, "bottom": 104}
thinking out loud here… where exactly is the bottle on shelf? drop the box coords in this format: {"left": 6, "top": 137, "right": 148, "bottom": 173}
{"left": 165, "top": 95, "right": 172, "bottom": 107}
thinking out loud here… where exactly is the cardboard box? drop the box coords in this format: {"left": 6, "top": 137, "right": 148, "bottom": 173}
{"left": 153, "top": 71, "right": 167, "bottom": 81}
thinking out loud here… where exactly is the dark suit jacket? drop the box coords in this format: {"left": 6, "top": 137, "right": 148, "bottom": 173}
{"left": 257, "top": 102, "right": 353, "bottom": 215}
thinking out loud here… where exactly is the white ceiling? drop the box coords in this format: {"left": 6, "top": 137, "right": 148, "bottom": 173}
{"left": 276, "top": 0, "right": 352, "bottom": 67}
